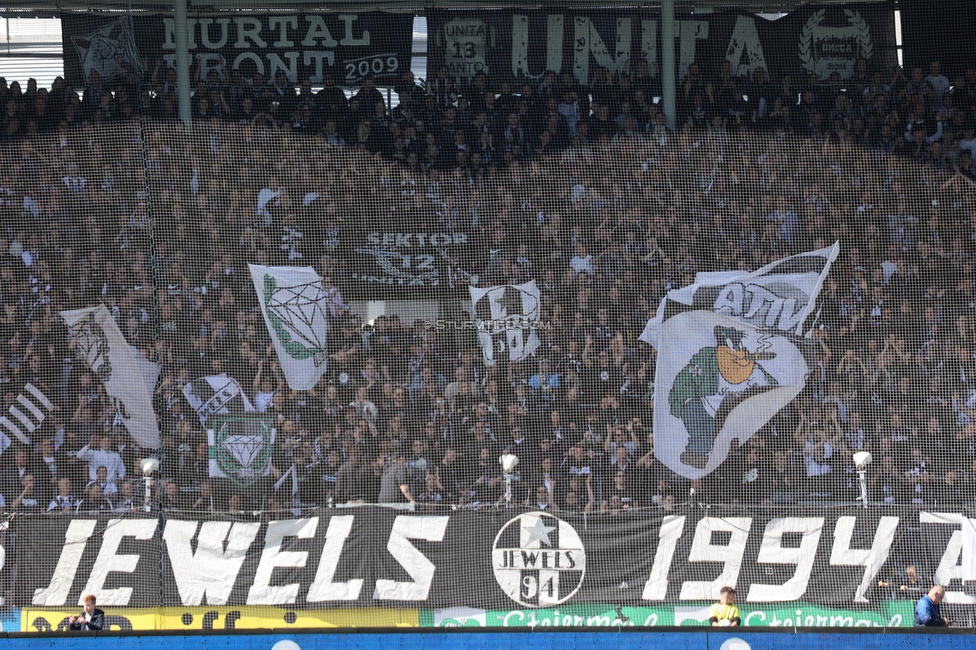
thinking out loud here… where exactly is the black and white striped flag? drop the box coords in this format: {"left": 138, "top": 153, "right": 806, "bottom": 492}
{"left": 0, "top": 383, "right": 54, "bottom": 453}
{"left": 182, "top": 374, "right": 255, "bottom": 426}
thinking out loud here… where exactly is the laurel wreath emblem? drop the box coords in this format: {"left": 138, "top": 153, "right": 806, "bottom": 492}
{"left": 845, "top": 9, "right": 873, "bottom": 60}
{"left": 263, "top": 274, "right": 323, "bottom": 361}
{"left": 798, "top": 8, "right": 873, "bottom": 75}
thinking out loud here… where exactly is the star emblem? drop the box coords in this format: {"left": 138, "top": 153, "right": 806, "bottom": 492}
{"left": 521, "top": 515, "right": 555, "bottom": 547}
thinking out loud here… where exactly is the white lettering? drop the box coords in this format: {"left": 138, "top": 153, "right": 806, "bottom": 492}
{"left": 373, "top": 515, "right": 449, "bottom": 600}
{"left": 162, "top": 17, "right": 199, "bottom": 51}
{"left": 746, "top": 517, "right": 824, "bottom": 602}
{"left": 301, "top": 16, "right": 339, "bottom": 48}
{"left": 920, "top": 511, "right": 976, "bottom": 604}
{"left": 679, "top": 517, "right": 752, "bottom": 600}
{"left": 642, "top": 515, "right": 684, "bottom": 600}
{"left": 303, "top": 51, "right": 335, "bottom": 82}
{"left": 269, "top": 16, "right": 298, "bottom": 48}
{"left": 247, "top": 518, "right": 318, "bottom": 605}
{"left": 724, "top": 15, "right": 767, "bottom": 77}
{"left": 339, "top": 14, "right": 369, "bottom": 46}
{"left": 164, "top": 520, "right": 259, "bottom": 606}
{"left": 233, "top": 17, "right": 267, "bottom": 49}
{"left": 573, "top": 17, "right": 631, "bottom": 85}
{"left": 829, "top": 515, "right": 899, "bottom": 603}
{"left": 511, "top": 14, "right": 564, "bottom": 80}
{"left": 713, "top": 284, "right": 743, "bottom": 316}
{"left": 199, "top": 18, "right": 231, "bottom": 49}
{"left": 32, "top": 519, "right": 97, "bottom": 606}
{"left": 743, "top": 284, "right": 779, "bottom": 320}
{"left": 268, "top": 52, "right": 300, "bottom": 83}
{"left": 777, "top": 298, "right": 805, "bottom": 332}
{"left": 307, "top": 515, "right": 364, "bottom": 601}
{"left": 82, "top": 519, "right": 157, "bottom": 606}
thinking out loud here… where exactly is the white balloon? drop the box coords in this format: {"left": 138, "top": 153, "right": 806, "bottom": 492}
{"left": 272, "top": 641, "right": 302, "bottom": 650}
{"left": 719, "top": 638, "right": 751, "bottom": 650}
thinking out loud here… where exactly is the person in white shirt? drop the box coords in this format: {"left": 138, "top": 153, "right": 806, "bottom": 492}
{"left": 47, "top": 478, "right": 79, "bottom": 514}
{"left": 252, "top": 359, "right": 281, "bottom": 413}
{"left": 569, "top": 243, "right": 594, "bottom": 275}
{"left": 925, "top": 61, "right": 950, "bottom": 103}
{"left": 76, "top": 435, "right": 127, "bottom": 483}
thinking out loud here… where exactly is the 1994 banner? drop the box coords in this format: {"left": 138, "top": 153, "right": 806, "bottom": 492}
{"left": 3, "top": 508, "right": 975, "bottom": 612}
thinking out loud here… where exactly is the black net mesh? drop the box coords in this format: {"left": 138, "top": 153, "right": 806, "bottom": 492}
{"left": 0, "top": 0, "right": 974, "bottom": 632}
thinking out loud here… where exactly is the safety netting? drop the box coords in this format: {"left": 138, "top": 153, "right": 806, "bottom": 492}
{"left": 0, "top": 0, "right": 975, "bottom": 632}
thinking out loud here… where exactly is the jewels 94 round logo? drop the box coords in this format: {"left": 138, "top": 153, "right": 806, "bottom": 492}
{"left": 491, "top": 512, "right": 586, "bottom": 608}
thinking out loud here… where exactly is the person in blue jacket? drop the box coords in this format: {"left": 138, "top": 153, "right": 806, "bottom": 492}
{"left": 915, "top": 585, "right": 950, "bottom": 627}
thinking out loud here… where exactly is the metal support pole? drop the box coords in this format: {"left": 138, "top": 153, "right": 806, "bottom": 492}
{"left": 144, "top": 476, "right": 153, "bottom": 512}
{"left": 661, "top": 0, "right": 677, "bottom": 130}
{"left": 857, "top": 469, "right": 868, "bottom": 508}
{"left": 174, "top": 0, "right": 192, "bottom": 131}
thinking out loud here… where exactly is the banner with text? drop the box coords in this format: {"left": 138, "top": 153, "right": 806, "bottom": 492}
{"left": 61, "top": 12, "right": 413, "bottom": 88}
{"left": 426, "top": 6, "right": 895, "bottom": 86}
{"left": 7, "top": 508, "right": 974, "bottom": 613}
{"left": 346, "top": 228, "right": 479, "bottom": 299}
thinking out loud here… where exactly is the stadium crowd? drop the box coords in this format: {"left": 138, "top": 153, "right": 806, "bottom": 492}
{"left": 0, "top": 53, "right": 975, "bottom": 516}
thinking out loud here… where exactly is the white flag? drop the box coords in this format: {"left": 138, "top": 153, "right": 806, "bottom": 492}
{"left": 469, "top": 281, "right": 542, "bottom": 366}
{"left": 183, "top": 375, "right": 256, "bottom": 426}
{"left": 61, "top": 305, "right": 161, "bottom": 449}
{"left": 640, "top": 243, "right": 839, "bottom": 348}
{"left": 646, "top": 245, "right": 838, "bottom": 480}
{"left": 248, "top": 264, "right": 329, "bottom": 390}
{"left": 654, "top": 311, "right": 809, "bottom": 479}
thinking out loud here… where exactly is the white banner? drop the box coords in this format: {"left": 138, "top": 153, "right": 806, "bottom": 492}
{"left": 248, "top": 264, "right": 330, "bottom": 391}
{"left": 640, "top": 243, "right": 840, "bottom": 348}
{"left": 60, "top": 305, "right": 161, "bottom": 449}
{"left": 654, "top": 311, "right": 809, "bottom": 479}
{"left": 469, "top": 281, "right": 542, "bottom": 366}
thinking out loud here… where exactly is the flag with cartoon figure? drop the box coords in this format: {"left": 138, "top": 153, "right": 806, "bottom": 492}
{"left": 655, "top": 312, "right": 810, "bottom": 479}
{"left": 248, "top": 265, "right": 330, "bottom": 391}
{"left": 646, "top": 244, "right": 838, "bottom": 479}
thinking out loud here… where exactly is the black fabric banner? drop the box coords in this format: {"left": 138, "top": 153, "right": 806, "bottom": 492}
{"left": 3, "top": 507, "right": 969, "bottom": 610}
{"left": 341, "top": 226, "right": 480, "bottom": 299}
{"left": 60, "top": 12, "right": 413, "bottom": 88}
{"left": 425, "top": 6, "right": 896, "bottom": 87}
{"left": 900, "top": 2, "right": 976, "bottom": 77}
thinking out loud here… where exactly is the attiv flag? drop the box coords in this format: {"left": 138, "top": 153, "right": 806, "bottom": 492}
{"left": 60, "top": 304, "right": 160, "bottom": 449}
{"left": 644, "top": 244, "right": 838, "bottom": 479}
{"left": 640, "top": 243, "right": 839, "bottom": 348}
{"left": 248, "top": 264, "right": 330, "bottom": 391}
